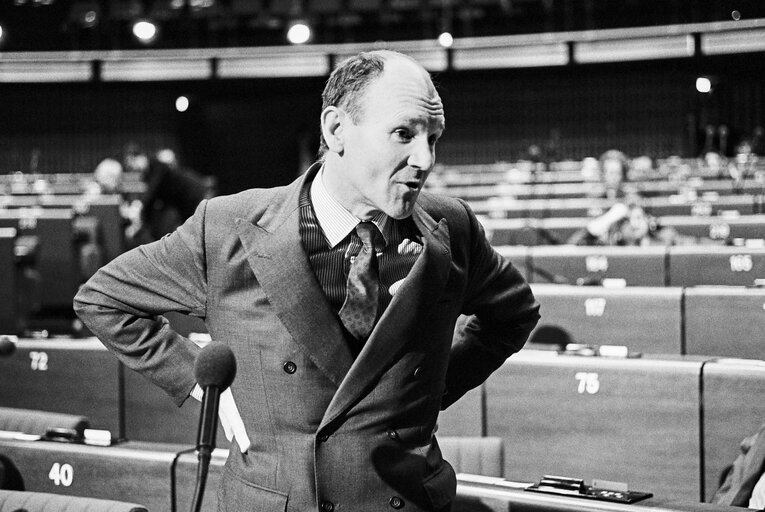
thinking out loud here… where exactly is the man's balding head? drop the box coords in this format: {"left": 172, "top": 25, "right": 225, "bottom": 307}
{"left": 318, "top": 50, "right": 435, "bottom": 160}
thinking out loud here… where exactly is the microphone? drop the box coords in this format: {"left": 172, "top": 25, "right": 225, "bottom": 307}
{"left": 0, "top": 336, "right": 17, "bottom": 357}
{"left": 190, "top": 342, "right": 237, "bottom": 512}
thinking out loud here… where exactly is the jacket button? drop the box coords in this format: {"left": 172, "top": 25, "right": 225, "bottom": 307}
{"left": 320, "top": 500, "right": 334, "bottom": 512}
{"left": 387, "top": 429, "right": 399, "bottom": 441}
{"left": 389, "top": 496, "right": 404, "bottom": 509}
{"left": 283, "top": 361, "right": 297, "bottom": 374}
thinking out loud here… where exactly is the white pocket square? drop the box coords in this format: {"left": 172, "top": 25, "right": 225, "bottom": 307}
{"left": 397, "top": 238, "right": 423, "bottom": 256}
{"left": 389, "top": 278, "right": 406, "bottom": 296}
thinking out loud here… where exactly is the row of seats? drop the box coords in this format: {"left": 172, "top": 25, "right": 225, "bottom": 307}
{"left": 0, "top": 338, "right": 209, "bottom": 446}
{"left": 0, "top": 172, "right": 145, "bottom": 197}
{"left": 427, "top": 177, "right": 765, "bottom": 202}
{"left": 496, "top": 244, "right": 765, "bottom": 287}
{"left": 0, "top": 195, "right": 126, "bottom": 336}
{"left": 430, "top": 157, "right": 750, "bottom": 186}
{"left": 438, "top": 352, "right": 765, "bottom": 503}
{"left": 2, "top": 337, "right": 764, "bottom": 505}
{"left": 0, "top": 416, "right": 500, "bottom": 512}
{"left": 0, "top": 431, "right": 749, "bottom": 512}
{"left": 482, "top": 213, "right": 765, "bottom": 246}
{"left": 469, "top": 193, "right": 765, "bottom": 219}
{"left": 524, "top": 283, "right": 765, "bottom": 359}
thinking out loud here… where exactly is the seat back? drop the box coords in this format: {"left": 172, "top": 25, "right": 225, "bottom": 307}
{"left": 0, "top": 407, "right": 89, "bottom": 438}
{"left": 0, "top": 489, "right": 147, "bottom": 512}
{"left": 438, "top": 436, "right": 504, "bottom": 478}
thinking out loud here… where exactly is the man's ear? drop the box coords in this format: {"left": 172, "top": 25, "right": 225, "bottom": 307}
{"left": 321, "top": 106, "right": 345, "bottom": 154}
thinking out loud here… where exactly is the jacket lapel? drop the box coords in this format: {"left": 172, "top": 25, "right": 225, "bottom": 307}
{"left": 320, "top": 205, "right": 452, "bottom": 429}
{"left": 236, "top": 169, "right": 354, "bottom": 388}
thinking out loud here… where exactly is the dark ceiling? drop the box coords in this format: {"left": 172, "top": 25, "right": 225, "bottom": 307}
{"left": 1, "top": 0, "right": 764, "bottom": 52}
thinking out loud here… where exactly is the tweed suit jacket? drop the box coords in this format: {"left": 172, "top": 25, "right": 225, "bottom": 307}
{"left": 73, "top": 164, "right": 540, "bottom": 512}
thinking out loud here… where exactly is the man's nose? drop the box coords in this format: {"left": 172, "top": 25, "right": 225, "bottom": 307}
{"left": 407, "top": 138, "right": 434, "bottom": 170}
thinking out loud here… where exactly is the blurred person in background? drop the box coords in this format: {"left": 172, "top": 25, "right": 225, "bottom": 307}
{"left": 568, "top": 201, "right": 723, "bottom": 247}
{"left": 586, "top": 149, "right": 639, "bottom": 201}
{"left": 125, "top": 148, "right": 215, "bottom": 245}
{"left": 86, "top": 157, "right": 124, "bottom": 196}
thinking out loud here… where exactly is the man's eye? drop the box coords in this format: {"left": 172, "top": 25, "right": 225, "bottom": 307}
{"left": 395, "top": 129, "right": 413, "bottom": 141}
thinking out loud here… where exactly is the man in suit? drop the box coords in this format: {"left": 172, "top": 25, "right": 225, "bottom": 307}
{"left": 74, "top": 50, "right": 540, "bottom": 512}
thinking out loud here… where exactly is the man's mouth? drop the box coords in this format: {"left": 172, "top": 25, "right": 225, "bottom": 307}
{"left": 399, "top": 180, "right": 421, "bottom": 191}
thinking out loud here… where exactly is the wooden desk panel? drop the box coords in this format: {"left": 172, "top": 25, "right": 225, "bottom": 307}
{"left": 438, "top": 386, "right": 484, "bottom": 438}
{"left": 2, "top": 195, "right": 127, "bottom": 264}
{"left": 659, "top": 215, "right": 765, "bottom": 242}
{"left": 528, "top": 284, "right": 683, "bottom": 354}
{"left": 485, "top": 352, "right": 705, "bottom": 500}
{"left": 0, "top": 439, "right": 221, "bottom": 512}
{"left": 668, "top": 246, "right": 765, "bottom": 287}
{"left": 0, "top": 209, "right": 79, "bottom": 320}
{"left": 684, "top": 287, "right": 765, "bottom": 359}
{"left": 701, "top": 358, "right": 765, "bottom": 502}
{"left": 528, "top": 246, "right": 667, "bottom": 286}
{"left": 0, "top": 339, "right": 121, "bottom": 434}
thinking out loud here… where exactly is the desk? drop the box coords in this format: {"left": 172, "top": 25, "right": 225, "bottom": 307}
{"left": 0, "top": 438, "right": 225, "bottom": 512}
{"left": 456, "top": 474, "right": 747, "bottom": 512}
{"left": 0, "top": 338, "right": 121, "bottom": 435}
{"left": 684, "top": 287, "right": 765, "bottom": 359}
{"left": 668, "top": 246, "right": 765, "bottom": 286}
{"left": 528, "top": 284, "right": 683, "bottom": 354}
{"left": 485, "top": 351, "right": 705, "bottom": 500}
{"left": 528, "top": 246, "right": 667, "bottom": 286}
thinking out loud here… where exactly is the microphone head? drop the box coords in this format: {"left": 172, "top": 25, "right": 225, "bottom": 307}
{"left": 0, "top": 336, "right": 17, "bottom": 357}
{"left": 194, "top": 342, "right": 237, "bottom": 390}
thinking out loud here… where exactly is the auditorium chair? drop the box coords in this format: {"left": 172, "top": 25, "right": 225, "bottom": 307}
{"left": 0, "top": 407, "right": 89, "bottom": 439}
{"left": 701, "top": 358, "right": 765, "bottom": 502}
{"left": 439, "top": 437, "right": 504, "bottom": 478}
{"left": 0, "top": 489, "right": 147, "bottom": 512}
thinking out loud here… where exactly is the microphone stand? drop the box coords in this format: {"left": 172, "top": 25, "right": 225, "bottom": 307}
{"left": 190, "top": 386, "right": 221, "bottom": 512}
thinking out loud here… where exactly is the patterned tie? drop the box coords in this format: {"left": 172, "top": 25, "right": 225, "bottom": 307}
{"left": 339, "top": 222, "right": 380, "bottom": 340}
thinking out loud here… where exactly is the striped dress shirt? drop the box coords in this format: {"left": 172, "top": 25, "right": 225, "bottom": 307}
{"left": 299, "top": 167, "right": 423, "bottom": 317}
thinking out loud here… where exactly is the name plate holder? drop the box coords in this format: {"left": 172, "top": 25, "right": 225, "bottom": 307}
{"left": 525, "top": 475, "right": 653, "bottom": 504}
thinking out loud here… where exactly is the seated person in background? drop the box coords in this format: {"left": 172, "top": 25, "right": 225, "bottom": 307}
{"left": 586, "top": 149, "right": 639, "bottom": 201}
{"left": 85, "top": 158, "right": 123, "bottom": 196}
{"left": 713, "top": 421, "right": 765, "bottom": 509}
{"left": 128, "top": 149, "right": 215, "bottom": 245}
{"left": 567, "top": 202, "right": 723, "bottom": 247}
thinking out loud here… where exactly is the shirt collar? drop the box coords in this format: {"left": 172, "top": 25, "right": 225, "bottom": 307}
{"left": 310, "top": 166, "right": 389, "bottom": 248}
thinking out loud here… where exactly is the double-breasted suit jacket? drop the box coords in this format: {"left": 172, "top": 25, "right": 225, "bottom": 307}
{"left": 74, "top": 164, "right": 540, "bottom": 512}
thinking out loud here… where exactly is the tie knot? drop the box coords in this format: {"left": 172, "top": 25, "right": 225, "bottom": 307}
{"left": 355, "top": 222, "right": 378, "bottom": 249}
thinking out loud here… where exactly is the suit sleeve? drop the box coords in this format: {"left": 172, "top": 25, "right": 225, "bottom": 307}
{"left": 441, "top": 199, "right": 540, "bottom": 409}
{"left": 73, "top": 200, "right": 210, "bottom": 406}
